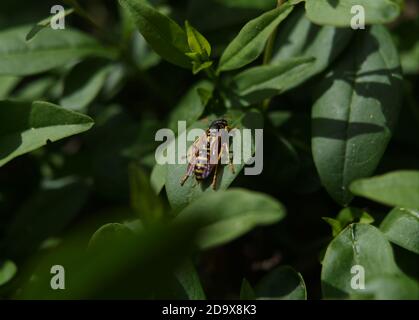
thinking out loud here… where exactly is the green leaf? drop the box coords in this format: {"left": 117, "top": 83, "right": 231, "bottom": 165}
{"left": 0, "top": 260, "right": 17, "bottom": 286}
{"left": 322, "top": 217, "right": 342, "bottom": 237}
{"left": 256, "top": 266, "right": 307, "bottom": 300}
{"left": 380, "top": 208, "right": 419, "bottom": 254}
{"left": 350, "top": 171, "right": 419, "bottom": 210}
{"left": 305, "top": 0, "right": 402, "bottom": 27}
{"left": 185, "top": 21, "right": 211, "bottom": 58}
{"left": 336, "top": 207, "right": 375, "bottom": 226}
{"left": 129, "top": 163, "right": 165, "bottom": 223}
{"left": 323, "top": 207, "right": 374, "bottom": 238}
{"left": 355, "top": 274, "right": 419, "bottom": 300}
{"left": 168, "top": 81, "right": 214, "bottom": 132}
{"left": 88, "top": 223, "right": 135, "bottom": 252}
{"left": 231, "top": 56, "right": 315, "bottom": 104}
{"left": 321, "top": 223, "right": 401, "bottom": 299}
{"left": 271, "top": 6, "right": 353, "bottom": 89}
{"left": 0, "top": 100, "right": 93, "bottom": 167}
{"left": 0, "top": 76, "right": 19, "bottom": 99}
{"left": 119, "top": 0, "right": 190, "bottom": 69}
{"left": 0, "top": 26, "right": 111, "bottom": 76}
{"left": 240, "top": 278, "right": 256, "bottom": 300}
{"left": 60, "top": 60, "right": 113, "bottom": 110}
{"left": 312, "top": 25, "right": 403, "bottom": 205}
{"left": 26, "top": 8, "right": 75, "bottom": 41}
{"left": 217, "top": 4, "right": 294, "bottom": 72}
{"left": 192, "top": 60, "right": 214, "bottom": 75}
{"left": 175, "top": 188, "right": 285, "bottom": 249}
{"left": 175, "top": 260, "right": 206, "bottom": 300}
{"left": 0, "top": 177, "right": 90, "bottom": 259}
{"left": 165, "top": 109, "right": 263, "bottom": 210}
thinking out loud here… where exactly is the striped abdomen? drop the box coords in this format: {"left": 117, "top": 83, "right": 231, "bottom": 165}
{"left": 194, "top": 133, "right": 216, "bottom": 180}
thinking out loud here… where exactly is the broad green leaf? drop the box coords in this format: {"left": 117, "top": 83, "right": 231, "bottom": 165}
{"left": 217, "top": 4, "right": 294, "bottom": 72}
{"left": 305, "top": 0, "right": 402, "bottom": 27}
{"left": 380, "top": 207, "right": 419, "bottom": 255}
{"left": 175, "top": 260, "right": 206, "bottom": 300}
{"left": 240, "top": 279, "right": 256, "bottom": 300}
{"left": 0, "top": 260, "right": 17, "bottom": 286}
{"left": 256, "top": 266, "right": 307, "bottom": 300}
{"left": 0, "top": 177, "right": 90, "bottom": 259}
{"left": 26, "top": 8, "right": 75, "bottom": 41}
{"left": 0, "top": 100, "right": 94, "bottom": 167}
{"left": 353, "top": 274, "right": 419, "bottom": 300}
{"left": 271, "top": 6, "right": 353, "bottom": 89}
{"left": 312, "top": 25, "right": 403, "bottom": 205}
{"left": 0, "top": 26, "right": 111, "bottom": 76}
{"left": 321, "top": 223, "right": 400, "bottom": 299}
{"left": 60, "top": 60, "right": 113, "bottom": 110}
{"left": 0, "top": 76, "right": 19, "bottom": 99}
{"left": 350, "top": 171, "right": 419, "bottom": 209}
{"left": 185, "top": 21, "right": 211, "bottom": 58}
{"left": 168, "top": 80, "right": 214, "bottom": 132}
{"left": 176, "top": 189, "right": 285, "bottom": 249}
{"left": 165, "top": 109, "right": 263, "bottom": 210}
{"left": 231, "top": 56, "right": 315, "bottom": 104}
{"left": 119, "top": 0, "right": 191, "bottom": 69}
{"left": 129, "top": 163, "right": 165, "bottom": 223}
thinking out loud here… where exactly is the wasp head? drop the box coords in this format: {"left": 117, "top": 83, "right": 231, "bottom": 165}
{"left": 209, "top": 119, "right": 228, "bottom": 130}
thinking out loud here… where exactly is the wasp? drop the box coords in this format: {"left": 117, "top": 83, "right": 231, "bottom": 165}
{"left": 180, "top": 119, "right": 235, "bottom": 190}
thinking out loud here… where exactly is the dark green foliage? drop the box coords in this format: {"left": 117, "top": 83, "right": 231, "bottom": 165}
{"left": 0, "top": 0, "right": 417, "bottom": 300}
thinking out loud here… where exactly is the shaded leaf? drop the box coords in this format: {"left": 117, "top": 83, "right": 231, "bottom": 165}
{"left": 168, "top": 81, "right": 214, "bottom": 132}
{"left": 176, "top": 188, "right": 285, "bottom": 249}
{"left": 312, "top": 25, "right": 403, "bottom": 205}
{"left": 119, "top": 0, "right": 190, "bottom": 68}
{"left": 218, "top": 4, "right": 294, "bottom": 72}
{"left": 321, "top": 223, "right": 400, "bottom": 299}
{"left": 305, "top": 0, "right": 402, "bottom": 27}
{"left": 175, "top": 260, "right": 206, "bottom": 300}
{"left": 0, "top": 100, "right": 94, "bottom": 167}
{"left": 256, "top": 266, "right": 307, "bottom": 300}
{"left": 232, "top": 56, "right": 315, "bottom": 104}
{"left": 0, "top": 26, "right": 111, "bottom": 76}
{"left": 26, "top": 8, "right": 75, "bottom": 41}
{"left": 0, "top": 260, "right": 17, "bottom": 286}
{"left": 60, "top": 60, "right": 113, "bottom": 110}
{"left": 380, "top": 207, "right": 419, "bottom": 254}
{"left": 271, "top": 6, "right": 353, "bottom": 89}
{"left": 350, "top": 170, "right": 419, "bottom": 210}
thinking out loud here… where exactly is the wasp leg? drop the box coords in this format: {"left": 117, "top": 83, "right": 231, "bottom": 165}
{"left": 211, "top": 163, "right": 219, "bottom": 190}
{"left": 180, "top": 163, "right": 194, "bottom": 186}
{"left": 221, "top": 142, "right": 235, "bottom": 174}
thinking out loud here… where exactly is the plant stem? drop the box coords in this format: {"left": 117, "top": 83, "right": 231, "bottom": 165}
{"left": 262, "top": 0, "right": 284, "bottom": 111}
